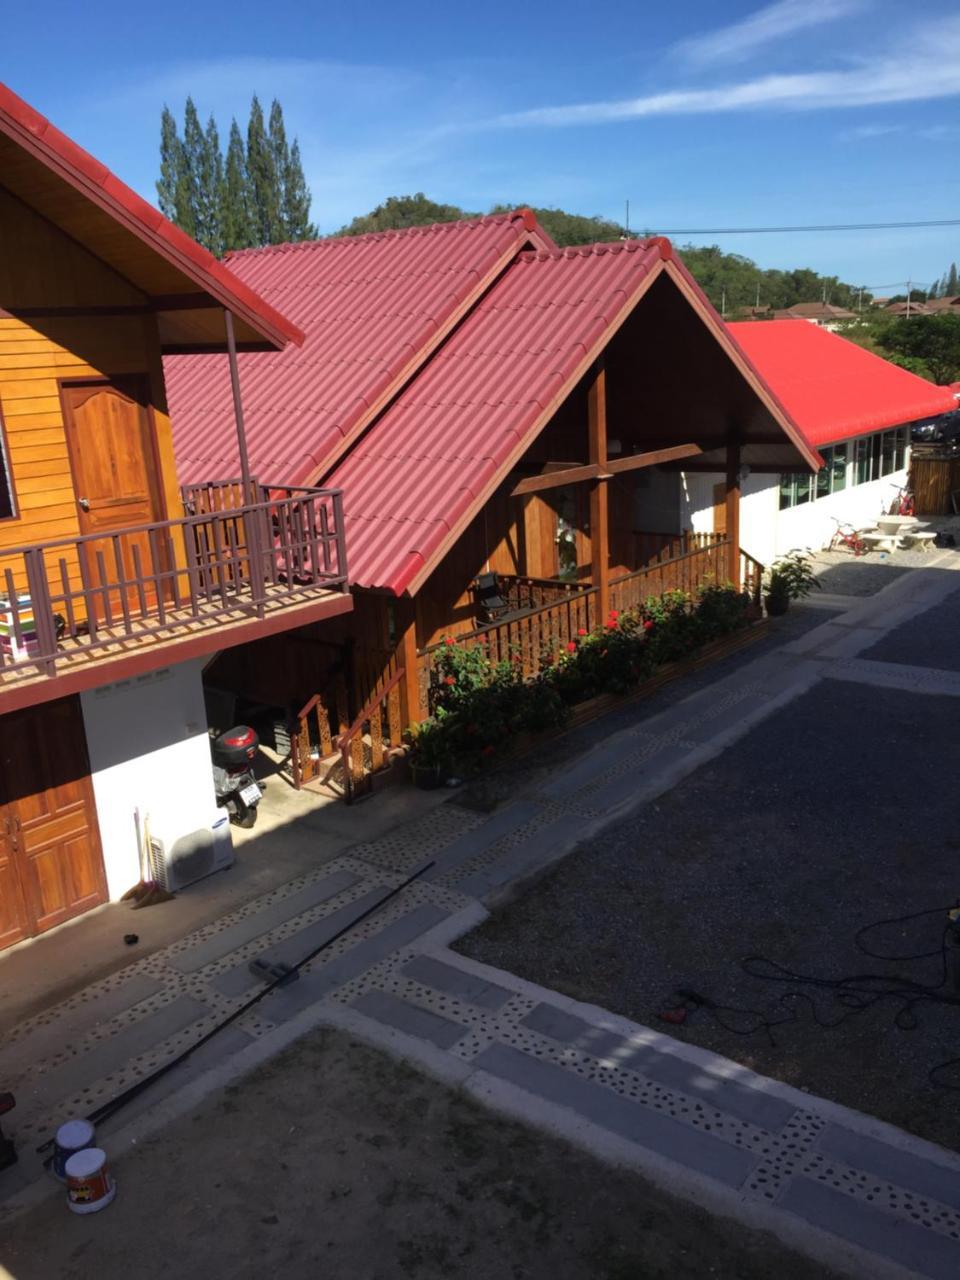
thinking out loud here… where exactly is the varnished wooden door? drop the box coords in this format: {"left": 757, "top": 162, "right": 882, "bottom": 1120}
{"left": 61, "top": 377, "right": 165, "bottom": 617}
{"left": 0, "top": 697, "right": 106, "bottom": 947}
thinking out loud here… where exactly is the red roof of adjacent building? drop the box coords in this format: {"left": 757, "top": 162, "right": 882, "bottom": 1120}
{"left": 0, "top": 80, "right": 303, "bottom": 352}
{"left": 167, "top": 211, "right": 553, "bottom": 481}
{"left": 329, "top": 239, "right": 672, "bottom": 594}
{"left": 726, "top": 320, "right": 956, "bottom": 447}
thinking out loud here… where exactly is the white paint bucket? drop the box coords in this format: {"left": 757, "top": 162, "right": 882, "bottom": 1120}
{"left": 65, "top": 1147, "right": 116, "bottom": 1214}
{"left": 52, "top": 1119, "right": 95, "bottom": 1182}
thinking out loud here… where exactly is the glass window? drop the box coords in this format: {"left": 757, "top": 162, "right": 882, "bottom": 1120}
{"left": 894, "top": 428, "right": 907, "bottom": 471}
{"left": 880, "top": 430, "right": 896, "bottom": 476}
{"left": 854, "top": 438, "right": 870, "bottom": 486}
{"left": 779, "top": 475, "right": 795, "bottom": 510}
{"left": 0, "top": 402, "right": 15, "bottom": 520}
{"left": 816, "top": 446, "right": 833, "bottom": 498}
{"left": 871, "top": 434, "right": 882, "bottom": 482}
{"left": 794, "top": 473, "right": 811, "bottom": 505}
{"left": 831, "top": 442, "right": 847, "bottom": 492}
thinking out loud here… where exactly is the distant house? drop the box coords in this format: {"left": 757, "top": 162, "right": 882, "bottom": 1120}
{"left": 871, "top": 297, "right": 891, "bottom": 308}
{"left": 730, "top": 305, "right": 771, "bottom": 321}
{"left": 884, "top": 301, "right": 932, "bottom": 316}
{"left": 773, "top": 301, "right": 858, "bottom": 329}
{"left": 675, "top": 321, "right": 956, "bottom": 565}
{"left": 926, "top": 296, "right": 960, "bottom": 314}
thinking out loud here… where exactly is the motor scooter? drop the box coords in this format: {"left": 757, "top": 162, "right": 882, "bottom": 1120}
{"left": 211, "top": 725, "right": 262, "bottom": 828}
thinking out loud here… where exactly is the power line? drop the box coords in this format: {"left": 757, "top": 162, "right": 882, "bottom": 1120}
{"left": 650, "top": 218, "right": 960, "bottom": 235}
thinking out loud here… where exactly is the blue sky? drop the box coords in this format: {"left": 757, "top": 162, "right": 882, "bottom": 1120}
{"left": 4, "top": 0, "right": 960, "bottom": 289}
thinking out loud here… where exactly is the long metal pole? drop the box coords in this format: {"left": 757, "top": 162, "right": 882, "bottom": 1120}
{"left": 224, "top": 309, "right": 253, "bottom": 500}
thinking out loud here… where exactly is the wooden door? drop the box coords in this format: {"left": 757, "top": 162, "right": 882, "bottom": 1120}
{"left": 61, "top": 377, "right": 165, "bottom": 618}
{"left": 0, "top": 697, "right": 106, "bottom": 945}
{"left": 712, "top": 482, "right": 727, "bottom": 535}
{"left": 0, "top": 808, "right": 29, "bottom": 951}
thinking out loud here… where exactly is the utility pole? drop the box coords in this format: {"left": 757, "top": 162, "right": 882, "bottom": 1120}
{"left": 906, "top": 279, "right": 912, "bottom": 318}
{"left": 857, "top": 286, "right": 863, "bottom": 314}
{"left": 755, "top": 282, "right": 760, "bottom": 310}
{"left": 721, "top": 287, "right": 726, "bottom": 319}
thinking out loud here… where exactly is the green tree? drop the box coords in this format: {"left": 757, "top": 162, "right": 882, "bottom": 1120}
{"left": 222, "top": 118, "right": 253, "bottom": 251}
{"left": 156, "top": 105, "right": 182, "bottom": 223}
{"left": 180, "top": 98, "right": 207, "bottom": 243}
{"left": 877, "top": 314, "right": 960, "bottom": 384}
{"left": 337, "top": 193, "right": 471, "bottom": 236}
{"left": 268, "top": 100, "right": 314, "bottom": 240}
{"left": 246, "top": 95, "right": 280, "bottom": 245}
{"left": 949, "top": 263, "right": 959, "bottom": 296}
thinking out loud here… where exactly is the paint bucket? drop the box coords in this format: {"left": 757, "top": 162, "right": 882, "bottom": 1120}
{"left": 52, "top": 1119, "right": 95, "bottom": 1182}
{"left": 64, "top": 1147, "right": 116, "bottom": 1214}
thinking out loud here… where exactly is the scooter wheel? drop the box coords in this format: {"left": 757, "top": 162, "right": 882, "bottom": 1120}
{"left": 231, "top": 803, "right": 258, "bottom": 829}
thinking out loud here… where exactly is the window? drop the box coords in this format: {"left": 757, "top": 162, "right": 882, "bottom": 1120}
{"left": 0, "top": 401, "right": 15, "bottom": 521}
{"left": 851, "top": 428, "right": 909, "bottom": 487}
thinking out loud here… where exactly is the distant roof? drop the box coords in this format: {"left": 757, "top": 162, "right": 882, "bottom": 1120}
{"left": 0, "top": 80, "right": 302, "bottom": 352}
{"left": 726, "top": 320, "right": 956, "bottom": 447}
{"left": 333, "top": 241, "right": 816, "bottom": 595}
{"left": 167, "top": 211, "right": 554, "bottom": 481}
{"left": 785, "top": 301, "right": 857, "bottom": 320}
{"left": 884, "top": 301, "right": 931, "bottom": 315}
{"left": 926, "top": 296, "right": 960, "bottom": 311}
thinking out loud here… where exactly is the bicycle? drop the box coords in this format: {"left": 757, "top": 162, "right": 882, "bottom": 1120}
{"left": 886, "top": 483, "right": 915, "bottom": 516}
{"left": 828, "top": 518, "right": 867, "bottom": 556}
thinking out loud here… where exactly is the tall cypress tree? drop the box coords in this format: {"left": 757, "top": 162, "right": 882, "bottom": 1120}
{"left": 949, "top": 263, "right": 959, "bottom": 297}
{"left": 282, "top": 140, "right": 314, "bottom": 240}
{"left": 198, "top": 115, "right": 224, "bottom": 256}
{"left": 157, "top": 106, "right": 181, "bottom": 222}
{"left": 222, "top": 118, "right": 253, "bottom": 252}
{"left": 247, "top": 95, "right": 280, "bottom": 246}
{"left": 180, "top": 97, "right": 207, "bottom": 242}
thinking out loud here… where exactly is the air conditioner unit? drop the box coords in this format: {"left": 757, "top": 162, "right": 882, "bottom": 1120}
{"left": 148, "top": 816, "right": 234, "bottom": 893}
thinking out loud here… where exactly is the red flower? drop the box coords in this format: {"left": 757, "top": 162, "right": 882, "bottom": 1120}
{"left": 444, "top": 675, "right": 456, "bottom": 686}
{"left": 566, "top": 641, "right": 577, "bottom": 653}
{"left": 577, "top": 628, "right": 588, "bottom": 636}
{"left": 444, "top": 636, "right": 455, "bottom": 647}
{"left": 608, "top": 609, "right": 619, "bottom": 621}
{"left": 643, "top": 619, "right": 655, "bottom": 632}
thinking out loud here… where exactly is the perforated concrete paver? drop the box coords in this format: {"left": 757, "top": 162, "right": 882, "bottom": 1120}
{"left": 401, "top": 954, "right": 514, "bottom": 1010}
{"left": 350, "top": 990, "right": 468, "bottom": 1049}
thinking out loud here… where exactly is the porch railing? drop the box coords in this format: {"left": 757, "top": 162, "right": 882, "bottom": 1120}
{"left": 418, "top": 535, "right": 761, "bottom": 698}
{"left": 338, "top": 665, "right": 405, "bottom": 803}
{"left": 0, "top": 485, "right": 348, "bottom": 680}
{"left": 290, "top": 672, "right": 349, "bottom": 790}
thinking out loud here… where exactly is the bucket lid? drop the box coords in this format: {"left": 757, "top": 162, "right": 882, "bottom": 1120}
{"left": 65, "top": 1147, "right": 106, "bottom": 1178}
{"left": 56, "top": 1119, "right": 94, "bottom": 1148}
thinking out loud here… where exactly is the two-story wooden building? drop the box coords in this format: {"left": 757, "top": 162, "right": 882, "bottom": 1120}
{"left": 0, "top": 84, "right": 350, "bottom": 951}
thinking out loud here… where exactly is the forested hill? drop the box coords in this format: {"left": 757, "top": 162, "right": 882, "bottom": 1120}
{"left": 335, "top": 194, "right": 866, "bottom": 312}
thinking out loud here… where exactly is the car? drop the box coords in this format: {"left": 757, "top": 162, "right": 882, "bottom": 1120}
{"left": 911, "top": 410, "right": 960, "bottom": 447}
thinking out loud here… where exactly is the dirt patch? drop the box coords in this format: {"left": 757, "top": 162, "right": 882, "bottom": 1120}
{"left": 1, "top": 1030, "right": 833, "bottom": 1280}
{"left": 457, "top": 678, "right": 960, "bottom": 1151}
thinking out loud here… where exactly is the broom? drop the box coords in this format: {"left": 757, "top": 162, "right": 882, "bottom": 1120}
{"left": 121, "top": 808, "right": 175, "bottom": 908}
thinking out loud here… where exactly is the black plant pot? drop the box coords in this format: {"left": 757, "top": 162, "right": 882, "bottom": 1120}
{"left": 410, "top": 762, "right": 443, "bottom": 790}
{"left": 764, "top": 592, "right": 790, "bottom": 617}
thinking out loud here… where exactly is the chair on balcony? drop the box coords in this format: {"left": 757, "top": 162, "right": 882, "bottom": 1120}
{"left": 472, "top": 572, "right": 510, "bottom": 625}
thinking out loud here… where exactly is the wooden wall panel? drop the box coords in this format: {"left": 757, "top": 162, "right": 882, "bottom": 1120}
{"left": 0, "top": 192, "right": 181, "bottom": 570}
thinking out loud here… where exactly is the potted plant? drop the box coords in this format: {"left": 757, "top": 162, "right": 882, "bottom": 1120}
{"left": 764, "top": 550, "right": 820, "bottom": 616}
{"left": 407, "top": 718, "right": 449, "bottom": 789}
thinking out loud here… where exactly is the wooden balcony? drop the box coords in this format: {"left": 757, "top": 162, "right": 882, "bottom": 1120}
{"left": 0, "top": 481, "right": 351, "bottom": 710}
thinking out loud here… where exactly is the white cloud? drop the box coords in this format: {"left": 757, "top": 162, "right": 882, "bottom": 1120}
{"left": 676, "top": 0, "right": 869, "bottom": 66}
{"left": 492, "top": 17, "right": 960, "bottom": 129}
{"left": 840, "top": 123, "right": 905, "bottom": 140}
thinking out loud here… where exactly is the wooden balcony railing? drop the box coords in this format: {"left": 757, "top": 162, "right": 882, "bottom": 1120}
{"left": 0, "top": 484, "right": 348, "bottom": 682}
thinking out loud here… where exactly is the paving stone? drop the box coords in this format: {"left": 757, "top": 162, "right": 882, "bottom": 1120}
{"left": 350, "top": 990, "right": 467, "bottom": 1049}
{"left": 456, "top": 816, "right": 578, "bottom": 897}
{"left": 521, "top": 1003, "right": 623, "bottom": 1061}
{"left": 538, "top": 745, "right": 626, "bottom": 799}
{"left": 33, "top": 995, "right": 212, "bottom": 1104}
{"left": 573, "top": 747, "right": 696, "bottom": 814}
{"left": 401, "top": 955, "right": 514, "bottom": 1010}
{"left": 211, "top": 887, "right": 393, "bottom": 997}
{"left": 422, "top": 801, "right": 543, "bottom": 880}
{"left": 262, "top": 904, "right": 451, "bottom": 1022}
{"left": 780, "top": 1176, "right": 960, "bottom": 1280}
{"left": 473, "top": 1042, "right": 756, "bottom": 1188}
{"left": 522, "top": 1004, "right": 795, "bottom": 1133}
{"left": 167, "top": 869, "right": 360, "bottom": 973}
{"left": 817, "top": 1123, "right": 960, "bottom": 1208}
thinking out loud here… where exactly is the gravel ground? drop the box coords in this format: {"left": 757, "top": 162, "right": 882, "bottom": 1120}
{"left": 810, "top": 551, "right": 912, "bottom": 596}
{"left": 0, "top": 1030, "right": 834, "bottom": 1280}
{"left": 863, "top": 585, "right": 960, "bottom": 672}
{"left": 457, "top": 677, "right": 960, "bottom": 1150}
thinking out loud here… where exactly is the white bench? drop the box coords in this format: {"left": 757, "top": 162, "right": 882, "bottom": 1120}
{"left": 860, "top": 532, "right": 900, "bottom": 553}
{"left": 903, "top": 530, "right": 938, "bottom": 551}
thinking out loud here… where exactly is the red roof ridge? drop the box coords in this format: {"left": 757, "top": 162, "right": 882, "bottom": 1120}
{"left": 515, "top": 236, "right": 673, "bottom": 265}
{"left": 226, "top": 209, "right": 540, "bottom": 261}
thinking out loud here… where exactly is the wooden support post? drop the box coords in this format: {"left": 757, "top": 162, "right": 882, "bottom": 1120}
{"left": 725, "top": 436, "right": 741, "bottom": 589}
{"left": 397, "top": 597, "right": 423, "bottom": 726}
{"left": 588, "top": 361, "right": 610, "bottom": 622}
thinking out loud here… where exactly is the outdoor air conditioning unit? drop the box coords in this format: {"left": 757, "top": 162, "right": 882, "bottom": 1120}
{"left": 148, "top": 815, "right": 234, "bottom": 893}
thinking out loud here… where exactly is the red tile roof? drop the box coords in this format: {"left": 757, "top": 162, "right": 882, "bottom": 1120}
{"left": 167, "top": 211, "right": 552, "bottom": 481}
{"left": 0, "top": 80, "right": 303, "bottom": 351}
{"left": 726, "top": 320, "right": 956, "bottom": 447}
{"left": 329, "top": 240, "right": 671, "bottom": 594}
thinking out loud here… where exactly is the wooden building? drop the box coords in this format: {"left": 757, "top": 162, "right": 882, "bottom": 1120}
{"left": 0, "top": 83, "right": 350, "bottom": 950}
{"left": 168, "top": 221, "right": 820, "bottom": 794}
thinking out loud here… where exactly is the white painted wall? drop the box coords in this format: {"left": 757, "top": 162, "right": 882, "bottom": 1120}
{"left": 81, "top": 660, "right": 222, "bottom": 900}
{"left": 681, "top": 471, "right": 781, "bottom": 566}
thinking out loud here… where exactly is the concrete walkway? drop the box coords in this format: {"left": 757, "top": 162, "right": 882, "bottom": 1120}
{"left": 3, "top": 554, "right": 960, "bottom": 1280}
